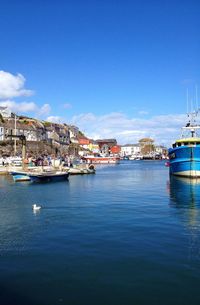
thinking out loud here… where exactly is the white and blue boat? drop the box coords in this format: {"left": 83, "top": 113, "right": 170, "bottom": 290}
{"left": 9, "top": 170, "right": 31, "bottom": 182}
{"left": 168, "top": 111, "right": 200, "bottom": 178}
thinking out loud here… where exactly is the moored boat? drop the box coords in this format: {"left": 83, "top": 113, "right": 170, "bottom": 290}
{"left": 68, "top": 164, "right": 95, "bottom": 175}
{"left": 129, "top": 155, "right": 143, "bottom": 160}
{"left": 82, "top": 155, "right": 120, "bottom": 164}
{"left": 168, "top": 110, "right": 200, "bottom": 178}
{"left": 28, "top": 171, "right": 69, "bottom": 182}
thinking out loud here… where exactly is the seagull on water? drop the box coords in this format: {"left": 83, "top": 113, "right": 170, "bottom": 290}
{"left": 32, "top": 204, "right": 41, "bottom": 211}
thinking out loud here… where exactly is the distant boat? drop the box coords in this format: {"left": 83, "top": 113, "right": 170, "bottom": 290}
{"left": 168, "top": 110, "right": 200, "bottom": 178}
{"left": 82, "top": 155, "right": 120, "bottom": 164}
{"left": 122, "top": 156, "right": 129, "bottom": 160}
{"left": 129, "top": 155, "right": 143, "bottom": 160}
{"left": 28, "top": 171, "right": 69, "bottom": 183}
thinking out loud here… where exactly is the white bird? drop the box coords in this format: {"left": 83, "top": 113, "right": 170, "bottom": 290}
{"left": 32, "top": 204, "right": 41, "bottom": 211}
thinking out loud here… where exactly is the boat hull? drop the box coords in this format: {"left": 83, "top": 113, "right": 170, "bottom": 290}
{"left": 68, "top": 168, "right": 95, "bottom": 175}
{"left": 10, "top": 171, "right": 31, "bottom": 182}
{"left": 83, "top": 157, "right": 120, "bottom": 164}
{"left": 12, "top": 174, "right": 31, "bottom": 182}
{"left": 29, "top": 172, "right": 69, "bottom": 183}
{"left": 169, "top": 146, "right": 200, "bottom": 178}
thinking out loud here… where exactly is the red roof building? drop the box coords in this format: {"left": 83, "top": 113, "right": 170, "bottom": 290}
{"left": 78, "top": 138, "right": 90, "bottom": 145}
{"left": 110, "top": 145, "right": 121, "bottom": 154}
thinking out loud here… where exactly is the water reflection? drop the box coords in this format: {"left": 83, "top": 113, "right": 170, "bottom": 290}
{"left": 169, "top": 176, "right": 200, "bottom": 208}
{"left": 169, "top": 176, "right": 200, "bottom": 260}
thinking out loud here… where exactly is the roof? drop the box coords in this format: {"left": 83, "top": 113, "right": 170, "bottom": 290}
{"left": 121, "top": 144, "right": 139, "bottom": 147}
{"left": 139, "top": 138, "right": 154, "bottom": 143}
{"left": 96, "top": 139, "right": 117, "bottom": 143}
{"left": 79, "top": 138, "right": 90, "bottom": 145}
{"left": 176, "top": 137, "right": 200, "bottom": 143}
{"left": 45, "top": 126, "right": 54, "bottom": 131}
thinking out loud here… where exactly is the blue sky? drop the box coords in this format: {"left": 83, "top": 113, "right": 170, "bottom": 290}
{"left": 0, "top": 0, "right": 200, "bottom": 145}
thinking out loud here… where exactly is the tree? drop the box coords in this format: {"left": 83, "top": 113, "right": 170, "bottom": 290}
{"left": 78, "top": 130, "right": 86, "bottom": 137}
{"left": 0, "top": 113, "right": 5, "bottom": 123}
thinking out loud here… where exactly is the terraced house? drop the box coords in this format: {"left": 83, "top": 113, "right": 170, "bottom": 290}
{"left": 0, "top": 111, "right": 75, "bottom": 155}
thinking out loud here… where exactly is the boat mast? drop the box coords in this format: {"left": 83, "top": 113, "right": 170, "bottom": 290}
{"left": 14, "top": 114, "right": 17, "bottom": 155}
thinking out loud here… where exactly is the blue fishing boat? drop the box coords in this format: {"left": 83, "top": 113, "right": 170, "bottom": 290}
{"left": 168, "top": 111, "right": 200, "bottom": 178}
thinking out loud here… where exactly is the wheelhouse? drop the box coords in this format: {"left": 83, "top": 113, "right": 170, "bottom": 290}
{"left": 172, "top": 138, "right": 200, "bottom": 148}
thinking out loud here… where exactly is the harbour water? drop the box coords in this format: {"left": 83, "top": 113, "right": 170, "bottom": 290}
{"left": 1, "top": 161, "right": 200, "bottom": 305}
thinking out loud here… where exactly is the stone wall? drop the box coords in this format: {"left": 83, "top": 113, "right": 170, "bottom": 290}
{"left": 0, "top": 140, "right": 70, "bottom": 156}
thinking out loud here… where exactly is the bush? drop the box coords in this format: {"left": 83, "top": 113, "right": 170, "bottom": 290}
{"left": 0, "top": 114, "right": 5, "bottom": 123}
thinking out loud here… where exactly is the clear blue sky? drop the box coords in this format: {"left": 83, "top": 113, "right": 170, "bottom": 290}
{"left": 0, "top": 0, "right": 200, "bottom": 145}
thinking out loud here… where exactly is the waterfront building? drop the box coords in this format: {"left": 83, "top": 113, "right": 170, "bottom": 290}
{"left": 110, "top": 145, "right": 121, "bottom": 155}
{"left": 139, "top": 138, "right": 155, "bottom": 155}
{"left": 88, "top": 140, "right": 100, "bottom": 154}
{"left": 78, "top": 137, "right": 90, "bottom": 149}
{"left": 120, "top": 144, "right": 140, "bottom": 157}
{"left": 69, "top": 125, "right": 79, "bottom": 139}
{"left": 79, "top": 139, "right": 101, "bottom": 155}
{"left": 95, "top": 139, "right": 117, "bottom": 155}
{"left": 44, "top": 125, "right": 55, "bottom": 143}
{"left": 155, "top": 145, "right": 168, "bottom": 157}
{"left": 54, "top": 124, "right": 70, "bottom": 145}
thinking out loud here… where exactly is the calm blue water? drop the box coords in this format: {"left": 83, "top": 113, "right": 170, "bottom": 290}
{"left": 1, "top": 161, "right": 200, "bottom": 305}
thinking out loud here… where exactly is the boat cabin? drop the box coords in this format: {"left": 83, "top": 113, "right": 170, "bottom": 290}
{"left": 172, "top": 138, "right": 200, "bottom": 148}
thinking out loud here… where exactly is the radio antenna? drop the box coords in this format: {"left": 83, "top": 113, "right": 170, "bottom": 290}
{"left": 187, "top": 88, "right": 189, "bottom": 115}
{"left": 195, "top": 85, "right": 198, "bottom": 111}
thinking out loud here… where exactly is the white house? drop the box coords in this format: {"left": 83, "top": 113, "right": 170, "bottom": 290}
{"left": 0, "top": 106, "right": 12, "bottom": 118}
{"left": 120, "top": 144, "right": 141, "bottom": 157}
{"left": 19, "top": 127, "right": 38, "bottom": 141}
{"left": 155, "top": 145, "right": 168, "bottom": 156}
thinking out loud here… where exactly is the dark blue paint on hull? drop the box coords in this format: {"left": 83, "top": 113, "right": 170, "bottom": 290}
{"left": 29, "top": 173, "right": 69, "bottom": 183}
